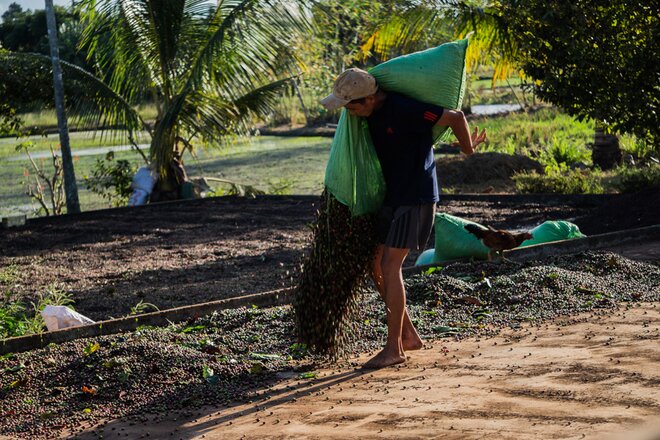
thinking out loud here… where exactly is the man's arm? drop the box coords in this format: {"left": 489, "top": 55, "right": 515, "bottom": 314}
{"left": 435, "top": 109, "right": 487, "bottom": 155}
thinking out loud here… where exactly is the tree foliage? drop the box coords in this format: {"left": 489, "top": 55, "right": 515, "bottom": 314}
{"left": 348, "top": 1, "right": 514, "bottom": 81}
{"left": 0, "top": 0, "right": 311, "bottom": 182}
{"left": 502, "top": 0, "right": 659, "bottom": 149}
{"left": 0, "top": 2, "right": 89, "bottom": 69}
{"left": 309, "top": 0, "right": 440, "bottom": 70}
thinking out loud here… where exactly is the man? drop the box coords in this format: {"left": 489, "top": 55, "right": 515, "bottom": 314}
{"left": 321, "top": 68, "right": 487, "bottom": 369}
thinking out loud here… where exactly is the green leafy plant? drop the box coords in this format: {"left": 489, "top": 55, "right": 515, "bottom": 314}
{"left": 0, "top": 302, "right": 29, "bottom": 339}
{"left": 0, "top": 285, "right": 74, "bottom": 339}
{"left": 127, "top": 300, "right": 159, "bottom": 316}
{"left": 83, "top": 342, "right": 100, "bottom": 356}
{"left": 288, "top": 343, "right": 309, "bottom": 359}
{"left": 608, "top": 165, "right": 660, "bottom": 193}
{"left": 85, "top": 151, "right": 136, "bottom": 207}
{"left": 422, "top": 266, "right": 441, "bottom": 276}
{"left": 0, "top": 102, "right": 23, "bottom": 136}
{"left": 539, "top": 135, "right": 590, "bottom": 168}
{"left": 202, "top": 177, "right": 265, "bottom": 198}
{"left": 17, "top": 141, "right": 65, "bottom": 216}
{"left": 620, "top": 136, "right": 655, "bottom": 161}
{"left": 267, "top": 178, "right": 295, "bottom": 195}
{"left": 513, "top": 167, "right": 604, "bottom": 194}
{"left": 0, "top": 265, "right": 20, "bottom": 285}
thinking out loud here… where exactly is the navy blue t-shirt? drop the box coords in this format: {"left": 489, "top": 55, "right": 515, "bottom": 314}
{"left": 367, "top": 92, "right": 444, "bottom": 206}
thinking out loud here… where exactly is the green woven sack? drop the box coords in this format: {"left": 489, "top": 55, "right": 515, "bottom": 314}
{"left": 434, "top": 213, "right": 490, "bottom": 262}
{"left": 324, "top": 39, "right": 469, "bottom": 216}
{"left": 519, "top": 221, "right": 586, "bottom": 247}
{"left": 370, "top": 39, "right": 469, "bottom": 142}
{"left": 324, "top": 109, "right": 385, "bottom": 215}
{"left": 433, "top": 214, "right": 587, "bottom": 263}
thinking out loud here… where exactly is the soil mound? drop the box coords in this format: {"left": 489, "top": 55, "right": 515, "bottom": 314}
{"left": 436, "top": 152, "right": 543, "bottom": 186}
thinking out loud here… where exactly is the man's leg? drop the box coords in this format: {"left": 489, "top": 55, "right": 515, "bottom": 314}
{"left": 371, "top": 245, "right": 423, "bottom": 351}
{"left": 364, "top": 246, "right": 413, "bottom": 369}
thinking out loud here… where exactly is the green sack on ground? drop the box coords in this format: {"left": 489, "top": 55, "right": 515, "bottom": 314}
{"left": 519, "top": 220, "right": 586, "bottom": 247}
{"left": 432, "top": 214, "right": 587, "bottom": 263}
{"left": 324, "top": 39, "right": 469, "bottom": 216}
{"left": 414, "top": 248, "right": 437, "bottom": 266}
{"left": 434, "top": 213, "right": 490, "bottom": 262}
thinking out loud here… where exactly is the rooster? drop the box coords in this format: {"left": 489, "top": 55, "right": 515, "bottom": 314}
{"left": 464, "top": 224, "right": 533, "bottom": 261}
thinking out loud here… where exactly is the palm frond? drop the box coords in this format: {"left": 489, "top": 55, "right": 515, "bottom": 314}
{"left": 452, "top": 1, "right": 518, "bottom": 85}
{"left": 232, "top": 77, "right": 296, "bottom": 121}
{"left": 151, "top": 0, "right": 309, "bottom": 172}
{"left": 358, "top": 2, "right": 455, "bottom": 62}
{"left": 77, "top": 0, "right": 213, "bottom": 106}
{"left": 358, "top": 1, "right": 518, "bottom": 84}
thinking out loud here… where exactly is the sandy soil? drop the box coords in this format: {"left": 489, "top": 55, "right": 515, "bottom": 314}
{"left": 61, "top": 303, "right": 660, "bottom": 440}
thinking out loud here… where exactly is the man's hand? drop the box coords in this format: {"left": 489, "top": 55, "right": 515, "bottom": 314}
{"left": 436, "top": 110, "right": 487, "bottom": 155}
{"left": 452, "top": 126, "right": 487, "bottom": 154}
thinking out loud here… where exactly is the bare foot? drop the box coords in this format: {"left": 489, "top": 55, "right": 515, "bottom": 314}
{"left": 363, "top": 349, "right": 406, "bottom": 369}
{"left": 402, "top": 335, "right": 423, "bottom": 351}
{"left": 402, "top": 329, "right": 424, "bottom": 351}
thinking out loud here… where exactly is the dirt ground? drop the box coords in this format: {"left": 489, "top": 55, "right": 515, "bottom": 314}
{"left": 5, "top": 192, "right": 655, "bottom": 321}
{"left": 1, "top": 191, "right": 658, "bottom": 440}
{"left": 61, "top": 303, "right": 660, "bottom": 440}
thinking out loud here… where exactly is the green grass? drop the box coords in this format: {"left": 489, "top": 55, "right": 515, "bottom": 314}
{"left": 187, "top": 136, "right": 330, "bottom": 194}
{"left": 0, "top": 106, "right": 650, "bottom": 217}
{"left": 475, "top": 107, "right": 594, "bottom": 159}
{"left": 471, "top": 76, "right": 524, "bottom": 89}
{"left": 0, "top": 135, "right": 331, "bottom": 217}
{"left": 0, "top": 130, "right": 151, "bottom": 160}
{"left": 14, "top": 103, "right": 158, "bottom": 132}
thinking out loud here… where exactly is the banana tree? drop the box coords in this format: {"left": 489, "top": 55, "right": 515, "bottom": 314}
{"left": 1, "top": 0, "right": 310, "bottom": 195}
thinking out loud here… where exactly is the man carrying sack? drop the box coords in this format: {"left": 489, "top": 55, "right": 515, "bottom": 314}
{"left": 321, "top": 67, "right": 487, "bottom": 369}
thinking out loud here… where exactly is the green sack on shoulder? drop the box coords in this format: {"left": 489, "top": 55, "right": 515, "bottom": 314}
{"left": 370, "top": 39, "right": 468, "bottom": 143}
{"left": 324, "top": 39, "right": 469, "bottom": 216}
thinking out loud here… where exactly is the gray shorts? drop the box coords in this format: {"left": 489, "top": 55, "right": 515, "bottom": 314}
{"left": 377, "top": 204, "right": 435, "bottom": 251}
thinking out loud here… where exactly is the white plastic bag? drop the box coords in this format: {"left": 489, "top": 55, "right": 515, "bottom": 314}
{"left": 128, "top": 166, "right": 158, "bottom": 206}
{"left": 128, "top": 188, "right": 149, "bottom": 206}
{"left": 40, "top": 305, "right": 95, "bottom": 331}
{"left": 132, "top": 166, "right": 158, "bottom": 192}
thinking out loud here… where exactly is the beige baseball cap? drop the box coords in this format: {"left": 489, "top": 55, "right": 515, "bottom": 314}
{"left": 320, "top": 68, "right": 378, "bottom": 110}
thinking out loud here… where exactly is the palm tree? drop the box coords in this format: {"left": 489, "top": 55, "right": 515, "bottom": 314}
{"left": 357, "top": 1, "right": 518, "bottom": 83}
{"left": 1, "top": 0, "right": 310, "bottom": 195}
